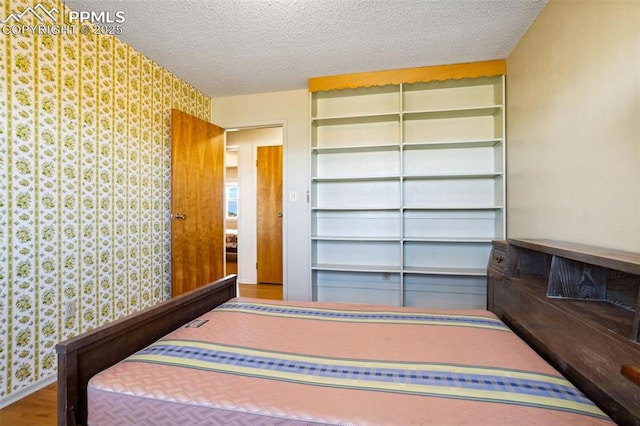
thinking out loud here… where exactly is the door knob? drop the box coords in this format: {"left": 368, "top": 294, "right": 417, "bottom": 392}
{"left": 174, "top": 213, "right": 186, "bottom": 220}
{"left": 277, "top": 212, "right": 283, "bottom": 218}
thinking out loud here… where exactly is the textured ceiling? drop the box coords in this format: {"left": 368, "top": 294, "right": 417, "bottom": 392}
{"left": 64, "top": 0, "right": 547, "bottom": 98}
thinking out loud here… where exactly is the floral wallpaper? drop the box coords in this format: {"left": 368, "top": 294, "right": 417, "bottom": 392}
{"left": 0, "top": 0, "right": 211, "bottom": 400}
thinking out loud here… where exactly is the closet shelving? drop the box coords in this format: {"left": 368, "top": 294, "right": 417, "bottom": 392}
{"left": 310, "top": 75, "right": 505, "bottom": 309}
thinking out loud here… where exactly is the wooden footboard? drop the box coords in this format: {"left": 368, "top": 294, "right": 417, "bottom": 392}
{"left": 56, "top": 275, "right": 237, "bottom": 426}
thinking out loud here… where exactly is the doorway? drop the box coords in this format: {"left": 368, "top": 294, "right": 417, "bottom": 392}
{"left": 225, "top": 126, "right": 284, "bottom": 286}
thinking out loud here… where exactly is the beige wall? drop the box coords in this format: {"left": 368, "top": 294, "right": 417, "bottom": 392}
{"left": 506, "top": 0, "right": 640, "bottom": 252}
{"left": 211, "top": 90, "right": 311, "bottom": 300}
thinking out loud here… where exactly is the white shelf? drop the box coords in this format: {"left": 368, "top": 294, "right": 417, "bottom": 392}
{"left": 311, "top": 175, "right": 401, "bottom": 182}
{"left": 312, "top": 115, "right": 401, "bottom": 148}
{"left": 312, "top": 112, "right": 400, "bottom": 124}
{"left": 312, "top": 209, "right": 400, "bottom": 239}
{"left": 312, "top": 263, "right": 401, "bottom": 273}
{"left": 403, "top": 172, "right": 503, "bottom": 180}
{"left": 312, "top": 144, "right": 400, "bottom": 180}
{"left": 403, "top": 77, "right": 504, "bottom": 112}
{"left": 312, "top": 236, "right": 399, "bottom": 242}
{"left": 402, "top": 205, "right": 503, "bottom": 210}
{"left": 403, "top": 109, "right": 503, "bottom": 144}
{"left": 312, "top": 85, "right": 400, "bottom": 119}
{"left": 309, "top": 74, "right": 505, "bottom": 309}
{"left": 402, "top": 266, "right": 487, "bottom": 276}
{"left": 312, "top": 206, "right": 401, "bottom": 211}
{"left": 403, "top": 138, "right": 502, "bottom": 149}
{"left": 402, "top": 105, "right": 503, "bottom": 118}
{"left": 403, "top": 209, "right": 503, "bottom": 241}
{"left": 312, "top": 236, "right": 492, "bottom": 244}
{"left": 402, "top": 237, "right": 493, "bottom": 243}
{"left": 402, "top": 205, "right": 504, "bottom": 210}
{"left": 312, "top": 179, "right": 400, "bottom": 210}
{"left": 311, "top": 144, "right": 400, "bottom": 154}
{"left": 312, "top": 107, "right": 502, "bottom": 123}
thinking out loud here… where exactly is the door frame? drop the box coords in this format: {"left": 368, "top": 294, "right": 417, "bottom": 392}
{"left": 222, "top": 120, "right": 288, "bottom": 295}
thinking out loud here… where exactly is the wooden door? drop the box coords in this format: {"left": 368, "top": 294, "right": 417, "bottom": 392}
{"left": 256, "top": 145, "right": 283, "bottom": 284}
{"left": 171, "top": 109, "right": 225, "bottom": 297}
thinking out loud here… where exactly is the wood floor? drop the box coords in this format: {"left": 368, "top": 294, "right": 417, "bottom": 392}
{"left": 238, "top": 282, "right": 282, "bottom": 300}
{"left": 0, "top": 283, "right": 282, "bottom": 426}
{"left": 0, "top": 382, "right": 57, "bottom": 426}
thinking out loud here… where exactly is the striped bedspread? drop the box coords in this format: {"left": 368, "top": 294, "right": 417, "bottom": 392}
{"left": 216, "top": 301, "right": 511, "bottom": 330}
{"left": 88, "top": 298, "right": 612, "bottom": 425}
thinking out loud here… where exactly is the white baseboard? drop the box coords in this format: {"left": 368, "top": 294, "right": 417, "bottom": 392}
{"left": 0, "top": 374, "right": 56, "bottom": 409}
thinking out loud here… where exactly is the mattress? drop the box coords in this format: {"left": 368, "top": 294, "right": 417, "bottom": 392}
{"left": 87, "top": 297, "right": 613, "bottom": 425}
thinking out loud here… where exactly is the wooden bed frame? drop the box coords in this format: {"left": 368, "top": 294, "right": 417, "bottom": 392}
{"left": 56, "top": 274, "right": 237, "bottom": 426}
{"left": 55, "top": 239, "right": 640, "bottom": 425}
{"left": 488, "top": 239, "right": 640, "bottom": 426}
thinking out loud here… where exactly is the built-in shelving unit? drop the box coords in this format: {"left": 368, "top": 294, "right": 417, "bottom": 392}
{"left": 309, "top": 70, "right": 505, "bottom": 309}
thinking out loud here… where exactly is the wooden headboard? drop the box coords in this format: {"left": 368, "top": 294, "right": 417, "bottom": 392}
{"left": 487, "top": 239, "right": 640, "bottom": 425}
{"left": 56, "top": 275, "right": 237, "bottom": 426}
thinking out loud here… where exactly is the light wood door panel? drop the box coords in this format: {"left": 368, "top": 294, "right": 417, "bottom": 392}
{"left": 257, "top": 145, "right": 283, "bottom": 284}
{"left": 171, "top": 109, "right": 225, "bottom": 297}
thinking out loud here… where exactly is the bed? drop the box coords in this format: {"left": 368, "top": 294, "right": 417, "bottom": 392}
{"left": 225, "top": 229, "right": 237, "bottom": 254}
{"left": 56, "top": 239, "right": 640, "bottom": 425}
{"left": 85, "top": 296, "right": 612, "bottom": 425}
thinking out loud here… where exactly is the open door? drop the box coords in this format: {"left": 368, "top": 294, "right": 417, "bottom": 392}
{"left": 256, "top": 145, "right": 283, "bottom": 284}
{"left": 171, "top": 109, "right": 225, "bottom": 297}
